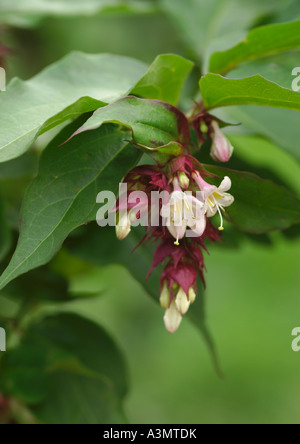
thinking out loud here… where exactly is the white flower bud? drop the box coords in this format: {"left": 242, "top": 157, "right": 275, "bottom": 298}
{"left": 188, "top": 287, "right": 197, "bottom": 304}
{"left": 175, "top": 287, "right": 190, "bottom": 315}
{"left": 164, "top": 300, "right": 182, "bottom": 333}
{"left": 160, "top": 283, "right": 170, "bottom": 310}
{"left": 116, "top": 212, "right": 131, "bottom": 240}
{"left": 210, "top": 121, "right": 234, "bottom": 163}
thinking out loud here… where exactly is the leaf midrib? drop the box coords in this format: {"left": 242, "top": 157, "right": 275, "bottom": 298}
{"left": 0, "top": 138, "right": 130, "bottom": 290}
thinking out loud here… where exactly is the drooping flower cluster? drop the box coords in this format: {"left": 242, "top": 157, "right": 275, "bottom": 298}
{"left": 115, "top": 152, "right": 234, "bottom": 333}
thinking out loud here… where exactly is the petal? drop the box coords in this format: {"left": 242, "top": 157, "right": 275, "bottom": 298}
{"left": 205, "top": 202, "right": 217, "bottom": 217}
{"left": 203, "top": 185, "right": 218, "bottom": 200}
{"left": 219, "top": 176, "right": 232, "bottom": 192}
{"left": 160, "top": 283, "right": 170, "bottom": 310}
{"left": 216, "top": 192, "right": 234, "bottom": 207}
{"left": 175, "top": 287, "right": 190, "bottom": 315}
{"left": 189, "top": 214, "right": 207, "bottom": 237}
{"left": 161, "top": 203, "right": 171, "bottom": 218}
{"left": 167, "top": 219, "right": 187, "bottom": 241}
{"left": 164, "top": 301, "right": 182, "bottom": 333}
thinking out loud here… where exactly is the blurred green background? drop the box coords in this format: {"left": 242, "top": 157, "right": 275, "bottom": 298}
{"left": 1, "top": 0, "right": 300, "bottom": 424}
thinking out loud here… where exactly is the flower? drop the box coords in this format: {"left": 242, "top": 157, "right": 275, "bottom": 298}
{"left": 193, "top": 172, "right": 234, "bottom": 231}
{"left": 210, "top": 121, "right": 234, "bottom": 163}
{"left": 161, "top": 178, "right": 206, "bottom": 245}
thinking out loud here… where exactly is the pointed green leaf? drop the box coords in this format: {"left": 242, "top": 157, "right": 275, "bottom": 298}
{"left": 131, "top": 54, "right": 194, "bottom": 105}
{"left": 200, "top": 73, "right": 300, "bottom": 110}
{"left": 217, "top": 54, "right": 300, "bottom": 161}
{"left": 209, "top": 20, "right": 300, "bottom": 74}
{"left": 0, "top": 0, "right": 155, "bottom": 24}
{"left": 159, "top": 0, "right": 286, "bottom": 58}
{"left": 0, "top": 120, "right": 141, "bottom": 291}
{"left": 76, "top": 96, "right": 189, "bottom": 163}
{"left": 0, "top": 52, "right": 147, "bottom": 163}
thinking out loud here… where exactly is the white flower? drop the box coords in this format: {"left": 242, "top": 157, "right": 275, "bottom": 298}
{"left": 161, "top": 179, "right": 206, "bottom": 245}
{"left": 193, "top": 173, "right": 234, "bottom": 231}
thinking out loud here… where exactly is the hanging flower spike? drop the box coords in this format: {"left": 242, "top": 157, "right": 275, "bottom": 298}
{"left": 160, "top": 263, "right": 198, "bottom": 333}
{"left": 114, "top": 155, "right": 231, "bottom": 334}
{"left": 210, "top": 121, "right": 234, "bottom": 163}
{"left": 193, "top": 172, "right": 234, "bottom": 231}
{"left": 161, "top": 177, "right": 206, "bottom": 246}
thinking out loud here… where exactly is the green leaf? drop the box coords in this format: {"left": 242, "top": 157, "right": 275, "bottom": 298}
{"left": 131, "top": 54, "right": 194, "bottom": 105}
{"left": 159, "top": 0, "right": 287, "bottom": 58}
{"left": 205, "top": 166, "right": 300, "bottom": 233}
{"left": 218, "top": 54, "right": 300, "bottom": 161}
{"left": 0, "top": 0, "right": 156, "bottom": 25}
{"left": 0, "top": 196, "right": 12, "bottom": 262}
{"left": 209, "top": 20, "right": 300, "bottom": 74}
{"left": 227, "top": 135, "right": 300, "bottom": 196}
{"left": 0, "top": 52, "right": 147, "bottom": 163}
{"left": 76, "top": 96, "right": 190, "bottom": 163}
{"left": 3, "top": 267, "right": 72, "bottom": 304}
{"left": 0, "top": 313, "right": 128, "bottom": 424}
{"left": 0, "top": 120, "right": 141, "bottom": 291}
{"left": 200, "top": 73, "right": 300, "bottom": 110}
{"left": 29, "top": 313, "right": 128, "bottom": 398}
{"left": 66, "top": 224, "right": 222, "bottom": 376}
{"left": 0, "top": 152, "right": 39, "bottom": 230}
{"left": 35, "top": 371, "right": 126, "bottom": 424}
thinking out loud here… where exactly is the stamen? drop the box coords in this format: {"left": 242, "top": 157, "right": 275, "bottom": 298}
{"left": 217, "top": 205, "right": 224, "bottom": 231}
{"left": 184, "top": 199, "right": 191, "bottom": 211}
{"left": 207, "top": 197, "right": 215, "bottom": 208}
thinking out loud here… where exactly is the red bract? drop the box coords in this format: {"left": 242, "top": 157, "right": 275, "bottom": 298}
{"left": 161, "top": 263, "right": 197, "bottom": 296}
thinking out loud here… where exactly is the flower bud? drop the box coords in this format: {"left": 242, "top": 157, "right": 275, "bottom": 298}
{"left": 163, "top": 300, "right": 182, "bottom": 333}
{"left": 178, "top": 172, "right": 190, "bottom": 189}
{"left": 116, "top": 212, "right": 131, "bottom": 240}
{"left": 200, "top": 122, "right": 209, "bottom": 134}
{"left": 160, "top": 283, "right": 170, "bottom": 310}
{"left": 188, "top": 287, "right": 197, "bottom": 304}
{"left": 175, "top": 287, "right": 190, "bottom": 315}
{"left": 210, "top": 121, "right": 234, "bottom": 163}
